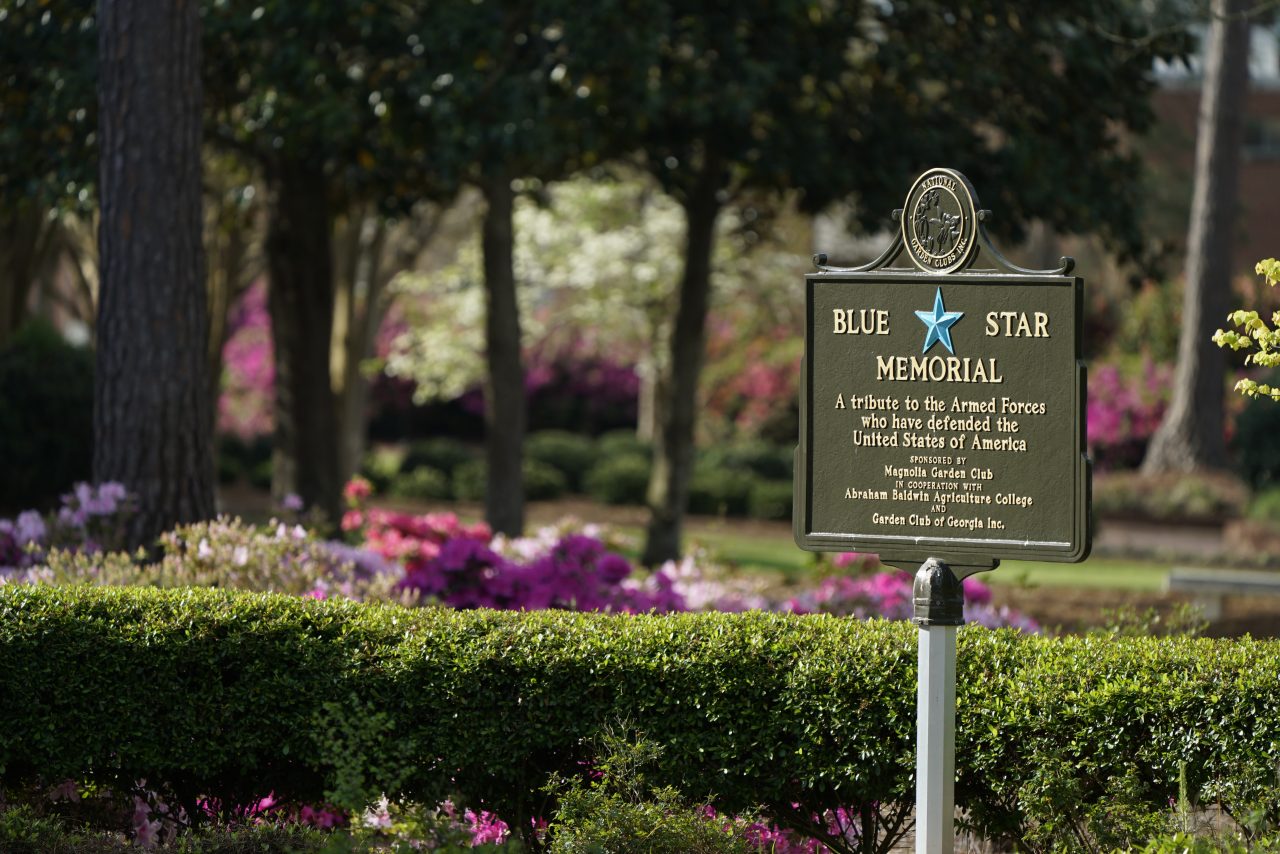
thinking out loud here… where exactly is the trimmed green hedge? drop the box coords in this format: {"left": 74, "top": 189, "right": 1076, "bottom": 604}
{"left": 583, "top": 454, "right": 650, "bottom": 505}
{"left": 526, "top": 431, "right": 599, "bottom": 493}
{"left": 1, "top": 586, "right": 1278, "bottom": 852}
{"left": 450, "top": 459, "right": 569, "bottom": 503}
{"left": 687, "top": 466, "right": 754, "bottom": 517}
{"left": 388, "top": 466, "right": 451, "bottom": 501}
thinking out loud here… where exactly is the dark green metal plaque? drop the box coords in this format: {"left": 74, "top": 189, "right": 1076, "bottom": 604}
{"left": 794, "top": 168, "right": 1091, "bottom": 568}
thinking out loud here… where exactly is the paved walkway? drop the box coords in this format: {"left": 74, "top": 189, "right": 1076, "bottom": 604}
{"left": 1094, "top": 518, "right": 1225, "bottom": 560}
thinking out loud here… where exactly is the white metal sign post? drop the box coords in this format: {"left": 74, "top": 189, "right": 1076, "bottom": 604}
{"left": 912, "top": 557, "right": 963, "bottom": 854}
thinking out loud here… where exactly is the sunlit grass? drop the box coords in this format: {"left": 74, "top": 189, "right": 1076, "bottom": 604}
{"left": 985, "top": 558, "right": 1167, "bottom": 592}
{"left": 679, "top": 524, "right": 1172, "bottom": 591}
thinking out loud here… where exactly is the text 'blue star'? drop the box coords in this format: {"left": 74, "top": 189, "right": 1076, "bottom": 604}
{"left": 915, "top": 288, "right": 964, "bottom": 355}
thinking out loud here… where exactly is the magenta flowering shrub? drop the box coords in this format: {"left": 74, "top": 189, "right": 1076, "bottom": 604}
{"left": 525, "top": 339, "right": 640, "bottom": 433}
{"left": 218, "top": 280, "right": 274, "bottom": 440}
{"left": 454, "top": 338, "right": 640, "bottom": 430}
{"left": 357, "top": 796, "right": 523, "bottom": 848}
{"left": 0, "top": 482, "right": 131, "bottom": 573}
{"left": 460, "top": 804, "right": 512, "bottom": 846}
{"left": 1087, "top": 358, "right": 1172, "bottom": 470}
{"left": 786, "top": 567, "right": 1038, "bottom": 633}
{"left": 344, "top": 490, "right": 686, "bottom": 614}
{"left": 702, "top": 323, "right": 801, "bottom": 442}
{"left": 398, "top": 537, "right": 517, "bottom": 608}
{"left": 41, "top": 778, "right": 348, "bottom": 851}
{"left": 740, "top": 805, "right": 895, "bottom": 853}
{"left": 393, "top": 527, "right": 686, "bottom": 613}
{"left": 830, "top": 552, "right": 881, "bottom": 572}
{"left": 346, "top": 506, "right": 491, "bottom": 568}
{"left": 342, "top": 484, "right": 1033, "bottom": 628}
{"left": 787, "top": 571, "right": 915, "bottom": 621}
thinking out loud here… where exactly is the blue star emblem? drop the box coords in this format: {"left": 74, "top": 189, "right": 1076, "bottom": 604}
{"left": 915, "top": 287, "right": 964, "bottom": 354}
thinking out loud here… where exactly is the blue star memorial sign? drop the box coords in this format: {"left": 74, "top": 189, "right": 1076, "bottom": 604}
{"left": 915, "top": 287, "right": 964, "bottom": 354}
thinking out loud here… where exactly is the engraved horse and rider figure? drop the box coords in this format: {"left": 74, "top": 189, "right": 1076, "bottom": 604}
{"left": 913, "top": 187, "right": 963, "bottom": 256}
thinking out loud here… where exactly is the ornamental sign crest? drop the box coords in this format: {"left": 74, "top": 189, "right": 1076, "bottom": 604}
{"left": 901, "top": 168, "right": 979, "bottom": 274}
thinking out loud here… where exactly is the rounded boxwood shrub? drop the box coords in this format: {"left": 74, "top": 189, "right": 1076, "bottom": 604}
{"left": 217, "top": 435, "right": 273, "bottom": 488}
{"left": 0, "top": 320, "right": 93, "bottom": 513}
{"left": 216, "top": 451, "right": 242, "bottom": 486}
{"left": 452, "top": 459, "right": 487, "bottom": 502}
{"left": 584, "top": 454, "right": 650, "bottom": 505}
{"left": 748, "top": 480, "right": 793, "bottom": 521}
{"left": 360, "top": 446, "right": 405, "bottom": 493}
{"left": 248, "top": 459, "right": 274, "bottom": 492}
{"left": 401, "top": 438, "right": 476, "bottom": 478}
{"left": 702, "top": 441, "right": 793, "bottom": 481}
{"left": 451, "top": 458, "right": 570, "bottom": 502}
{"left": 526, "top": 431, "right": 599, "bottom": 492}
{"left": 524, "top": 459, "right": 569, "bottom": 501}
{"left": 596, "top": 429, "right": 651, "bottom": 462}
{"left": 388, "top": 466, "right": 451, "bottom": 501}
{"left": 687, "top": 466, "right": 754, "bottom": 517}
{"left": 1250, "top": 488, "right": 1280, "bottom": 526}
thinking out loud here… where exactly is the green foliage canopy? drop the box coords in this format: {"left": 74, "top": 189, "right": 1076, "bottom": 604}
{"left": 0, "top": 0, "right": 97, "bottom": 209}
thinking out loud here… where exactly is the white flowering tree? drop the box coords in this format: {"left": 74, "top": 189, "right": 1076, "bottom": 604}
{"left": 385, "top": 173, "right": 804, "bottom": 441}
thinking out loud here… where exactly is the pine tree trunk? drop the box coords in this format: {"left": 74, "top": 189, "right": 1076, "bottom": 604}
{"left": 481, "top": 176, "right": 526, "bottom": 536}
{"left": 642, "top": 166, "right": 722, "bottom": 566}
{"left": 1142, "top": 0, "right": 1248, "bottom": 474}
{"left": 95, "top": 0, "right": 214, "bottom": 547}
{"left": 264, "top": 160, "right": 343, "bottom": 522}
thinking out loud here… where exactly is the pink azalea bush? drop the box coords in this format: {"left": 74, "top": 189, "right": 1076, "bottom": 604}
{"left": 740, "top": 805, "right": 890, "bottom": 853}
{"left": 451, "top": 338, "right": 641, "bottom": 431}
{"left": 345, "top": 490, "right": 686, "bottom": 614}
{"left": 786, "top": 563, "right": 1039, "bottom": 633}
{"left": 1087, "top": 358, "right": 1172, "bottom": 470}
{"left": 217, "top": 280, "right": 274, "bottom": 440}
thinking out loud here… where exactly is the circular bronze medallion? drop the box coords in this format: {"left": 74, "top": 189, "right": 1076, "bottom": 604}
{"left": 901, "top": 168, "right": 979, "bottom": 274}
